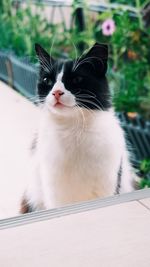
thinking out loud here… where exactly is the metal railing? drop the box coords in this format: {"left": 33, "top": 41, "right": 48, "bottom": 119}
{"left": 118, "top": 113, "right": 150, "bottom": 162}
{"left": 0, "top": 52, "right": 37, "bottom": 98}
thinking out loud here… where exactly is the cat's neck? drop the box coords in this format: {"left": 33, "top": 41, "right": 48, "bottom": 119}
{"left": 43, "top": 107, "right": 97, "bottom": 130}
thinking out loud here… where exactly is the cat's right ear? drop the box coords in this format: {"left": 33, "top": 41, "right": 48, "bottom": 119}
{"left": 35, "top": 43, "right": 55, "bottom": 69}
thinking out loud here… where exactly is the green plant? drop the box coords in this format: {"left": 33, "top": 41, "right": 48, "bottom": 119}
{"left": 110, "top": 0, "right": 147, "bottom": 6}
{"left": 0, "top": 0, "right": 150, "bottom": 118}
{"left": 0, "top": 0, "right": 92, "bottom": 59}
{"left": 0, "top": 1, "right": 72, "bottom": 59}
{"left": 93, "top": 3, "right": 150, "bottom": 118}
{"left": 139, "top": 158, "right": 150, "bottom": 188}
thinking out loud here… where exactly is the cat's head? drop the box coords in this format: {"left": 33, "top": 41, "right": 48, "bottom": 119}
{"left": 35, "top": 42, "right": 111, "bottom": 116}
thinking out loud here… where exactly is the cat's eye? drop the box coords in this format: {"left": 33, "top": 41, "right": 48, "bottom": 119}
{"left": 43, "top": 77, "right": 53, "bottom": 86}
{"left": 72, "top": 76, "right": 83, "bottom": 84}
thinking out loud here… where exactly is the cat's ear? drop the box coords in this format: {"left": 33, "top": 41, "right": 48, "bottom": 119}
{"left": 82, "top": 42, "right": 108, "bottom": 76}
{"left": 85, "top": 42, "right": 108, "bottom": 61}
{"left": 35, "top": 43, "right": 55, "bottom": 69}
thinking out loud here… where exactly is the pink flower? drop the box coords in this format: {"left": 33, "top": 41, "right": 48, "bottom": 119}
{"left": 102, "top": 19, "right": 116, "bottom": 36}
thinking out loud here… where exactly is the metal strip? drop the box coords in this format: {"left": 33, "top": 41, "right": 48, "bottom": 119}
{"left": 0, "top": 188, "right": 150, "bottom": 230}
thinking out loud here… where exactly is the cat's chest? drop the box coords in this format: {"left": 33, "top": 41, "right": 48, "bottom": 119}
{"left": 36, "top": 116, "right": 120, "bottom": 204}
{"left": 40, "top": 127, "right": 102, "bottom": 164}
{"left": 38, "top": 111, "right": 123, "bottom": 177}
{"left": 39, "top": 131, "right": 113, "bottom": 202}
{"left": 38, "top": 125, "right": 113, "bottom": 186}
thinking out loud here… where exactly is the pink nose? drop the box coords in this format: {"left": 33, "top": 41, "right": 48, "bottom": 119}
{"left": 52, "top": 90, "right": 64, "bottom": 100}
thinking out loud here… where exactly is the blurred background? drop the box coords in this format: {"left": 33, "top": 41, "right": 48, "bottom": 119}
{"left": 0, "top": 0, "right": 150, "bottom": 218}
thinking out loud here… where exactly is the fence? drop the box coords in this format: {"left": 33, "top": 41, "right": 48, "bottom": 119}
{"left": 0, "top": 52, "right": 37, "bottom": 98}
{"left": 11, "top": 56, "right": 37, "bottom": 98}
{"left": 118, "top": 113, "right": 150, "bottom": 163}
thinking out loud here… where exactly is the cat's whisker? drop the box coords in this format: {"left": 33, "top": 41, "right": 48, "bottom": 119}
{"left": 49, "top": 35, "right": 56, "bottom": 67}
{"left": 76, "top": 97, "right": 103, "bottom": 111}
{"left": 78, "top": 105, "right": 86, "bottom": 130}
{"left": 74, "top": 89, "right": 82, "bottom": 96}
{"left": 76, "top": 102, "right": 97, "bottom": 120}
{"left": 73, "top": 58, "right": 95, "bottom": 72}
{"left": 38, "top": 51, "right": 53, "bottom": 72}
{"left": 27, "top": 95, "right": 39, "bottom": 100}
{"left": 28, "top": 96, "right": 46, "bottom": 104}
{"left": 84, "top": 99, "right": 103, "bottom": 110}
{"left": 74, "top": 105, "right": 86, "bottom": 146}
{"left": 75, "top": 91, "right": 98, "bottom": 104}
{"left": 72, "top": 47, "right": 88, "bottom": 71}
{"left": 75, "top": 94, "right": 95, "bottom": 99}
{"left": 69, "top": 40, "right": 79, "bottom": 70}
{"left": 82, "top": 90, "right": 97, "bottom": 98}
{"left": 72, "top": 44, "right": 100, "bottom": 71}
{"left": 87, "top": 93, "right": 106, "bottom": 111}
{"left": 38, "top": 53, "right": 51, "bottom": 70}
{"left": 28, "top": 97, "right": 38, "bottom": 102}
{"left": 40, "top": 59, "right": 52, "bottom": 73}
{"left": 41, "top": 52, "right": 53, "bottom": 71}
{"left": 73, "top": 56, "right": 105, "bottom": 72}
{"left": 76, "top": 90, "right": 106, "bottom": 111}
{"left": 76, "top": 97, "right": 101, "bottom": 109}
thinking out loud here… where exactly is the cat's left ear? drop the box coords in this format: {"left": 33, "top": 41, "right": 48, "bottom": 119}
{"left": 83, "top": 42, "right": 108, "bottom": 76}
{"left": 35, "top": 43, "right": 55, "bottom": 69}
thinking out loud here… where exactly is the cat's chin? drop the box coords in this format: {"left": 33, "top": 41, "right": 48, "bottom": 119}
{"left": 47, "top": 103, "right": 76, "bottom": 116}
{"left": 54, "top": 103, "right": 65, "bottom": 108}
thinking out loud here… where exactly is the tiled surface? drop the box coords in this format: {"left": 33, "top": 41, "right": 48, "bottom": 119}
{"left": 139, "top": 198, "right": 150, "bottom": 209}
{"left": 0, "top": 82, "right": 150, "bottom": 266}
{"left": 0, "top": 201, "right": 150, "bottom": 267}
{"left": 0, "top": 81, "right": 39, "bottom": 218}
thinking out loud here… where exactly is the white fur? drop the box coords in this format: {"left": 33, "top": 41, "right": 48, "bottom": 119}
{"left": 26, "top": 71, "right": 134, "bottom": 210}
{"left": 46, "top": 69, "right": 76, "bottom": 115}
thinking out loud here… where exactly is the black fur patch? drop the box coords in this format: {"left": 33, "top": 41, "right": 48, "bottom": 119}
{"left": 35, "top": 43, "right": 111, "bottom": 110}
{"left": 20, "top": 197, "right": 34, "bottom": 214}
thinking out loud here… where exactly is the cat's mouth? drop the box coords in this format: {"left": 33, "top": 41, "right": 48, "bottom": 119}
{"left": 53, "top": 100, "right": 72, "bottom": 109}
{"left": 54, "top": 102, "right": 65, "bottom": 108}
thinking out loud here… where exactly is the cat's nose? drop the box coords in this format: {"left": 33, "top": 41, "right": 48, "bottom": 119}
{"left": 52, "top": 90, "right": 64, "bottom": 100}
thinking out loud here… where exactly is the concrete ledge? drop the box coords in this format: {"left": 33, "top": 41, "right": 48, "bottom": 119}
{"left": 0, "top": 188, "right": 150, "bottom": 230}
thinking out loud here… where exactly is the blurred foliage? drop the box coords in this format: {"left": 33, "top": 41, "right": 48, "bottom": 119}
{"left": 0, "top": 0, "right": 66, "bottom": 60}
{"left": 94, "top": 5, "right": 150, "bottom": 118}
{"left": 139, "top": 158, "right": 150, "bottom": 188}
{"left": 110, "top": 0, "right": 147, "bottom": 6}
{"left": 0, "top": 0, "right": 150, "bottom": 117}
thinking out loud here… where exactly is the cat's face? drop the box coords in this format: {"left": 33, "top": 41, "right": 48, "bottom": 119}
{"left": 35, "top": 43, "right": 111, "bottom": 115}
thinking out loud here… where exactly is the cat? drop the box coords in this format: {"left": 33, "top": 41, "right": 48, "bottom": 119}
{"left": 20, "top": 42, "right": 134, "bottom": 213}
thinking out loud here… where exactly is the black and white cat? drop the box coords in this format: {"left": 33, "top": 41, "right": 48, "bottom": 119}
{"left": 20, "top": 42, "right": 134, "bottom": 213}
